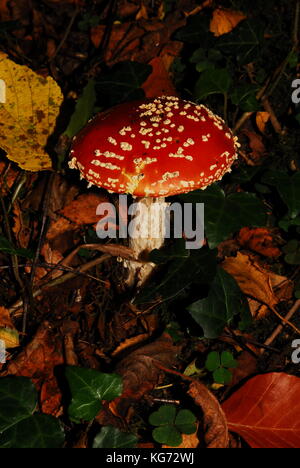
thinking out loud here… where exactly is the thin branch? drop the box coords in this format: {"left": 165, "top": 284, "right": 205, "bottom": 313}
{"left": 10, "top": 255, "right": 111, "bottom": 318}
{"left": 50, "top": 5, "right": 80, "bottom": 62}
{"left": 263, "top": 300, "right": 300, "bottom": 352}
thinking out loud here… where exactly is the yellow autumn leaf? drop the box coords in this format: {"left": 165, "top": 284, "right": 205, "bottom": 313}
{"left": 256, "top": 111, "right": 271, "bottom": 133}
{"left": 210, "top": 9, "right": 246, "bottom": 37}
{"left": 0, "top": 52, "right": 63, "bottom": 171}
{"left": 0, "top": 328, "right": 19, "bottom": 349}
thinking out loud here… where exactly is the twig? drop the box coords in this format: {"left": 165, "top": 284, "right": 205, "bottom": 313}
{"left": 50, "top": 5, "right": 80, "bottom": 62}
{"left": 221, "top": 333, "right": 280, "bottom": 354}
{"left": 30, "top": 173, "right": 55, "bottom": 286}
{"left": 233, "top": 0, "right": 300, "bottom": 135}
{"left": 294, "top": 1, "right": 300, "bottom": 47}
{"left": 261, "top": 97, "right": 283, "bottom": 135}
{"left": 0, "top": 262, "right": 107, "bottom": 283}
{"left": 153, "top": 361, "right": 194, "bottom": 382}
{"left": 270, "top": 305, "right": 300, "bottom": 336}
{"left": 264, "top": 300, "right": 300, "bottom": 351}
{"left": 233, "top": 84, "right": 269, "bottom": 133}
{"left": 0, "top": 197, "right": 24, "bottom": 292}
{"left": 10, "top": 255, "right": 111, "bottom": 318}
{"left": 8, "top": 172, "right": 27, "bottom": 213}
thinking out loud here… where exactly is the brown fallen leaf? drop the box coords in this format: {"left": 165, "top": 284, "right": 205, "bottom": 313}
{"left": 12, "top": 202, "right": 32, "bottom": 249}
{"left": 0, "top": 160, "right": 19, "bottom": 196}
{"left": 142, "top": 56, "right": 178, "bottom": 98}
{"left": 0, "top": 306, "right": 15, "bottom": 329}
{"left": 188, "top": 380, "right": 229, "bottom": 448}
{"left": 229, "top": 352, "right": 258, "bottom": 388}
{"left": 2, "top": 321, "right": 64, "bottom": 416}
{"left": 223, "top": 252, "right": 298, "bottom": 331}
{"left": 237, "top": 227, "right": 281, "bottom": 258}
{"left": 210, "top": 8, "right": 246, "bottom": 37}
{"left": 47, "top": 192, "right": 109, "bottom": 241}
{"left": 222, "top": 252, "right": 279, "bottom": 309}
{"left": 241, "top": 129, "right": 266, "bottom": 164}
{"left": 97, "top": 334, "right": 180, "bottom": 428}
{"left": 222, "top": 373, "right": 300, "bottom": 448}
{"left": 91, "top": 12, "right": 185, "bottom": 66}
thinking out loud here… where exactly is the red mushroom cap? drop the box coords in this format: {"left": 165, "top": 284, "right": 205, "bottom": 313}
{"left": 69, "top": 96, "right": 240, "bottom": 197}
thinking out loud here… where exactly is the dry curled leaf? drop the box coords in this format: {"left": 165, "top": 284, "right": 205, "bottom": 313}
{"left": 188, "top": 380, "right": 229, "bottom": 448}
{"left": 142, "top": 56, "right": 178, "bottom": 98}
{"left": 210, "top": 8, "right": 246, "bottom": 37}
{"left": 2, "top": 321, "right": 64, "bottom": 415}
{"left": 237, "top": 227, "right": 281, "bottom": 258}
{"left": 97, "top": 334, "right": 180, "bottom": 428}
{"left": 0, "top": 160, "right": 19, "bottom": 195}
{"left": 241, "top": 129, "right": 266, "bottom": 163}
{"left": 0, "top": 306, "right": 19, "bottom": 349}
{"left": 222, "top": 252, "right": 280, "bottom": 311}
{"left": 47, "top": 193, "right": 109, "bottom": 241}
{"left": 0, "top": 52, "right": 63, "bottom": 171}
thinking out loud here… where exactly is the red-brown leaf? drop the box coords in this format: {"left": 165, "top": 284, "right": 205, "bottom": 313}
{"left": 222, "top": 373, "right": 300, "bottom": 448}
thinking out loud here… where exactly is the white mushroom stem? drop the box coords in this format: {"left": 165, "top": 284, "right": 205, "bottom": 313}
{"left": 124, "top": 197, "right": 169, "bottom": 288}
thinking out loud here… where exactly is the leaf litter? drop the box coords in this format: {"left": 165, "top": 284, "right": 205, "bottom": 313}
{"left": 0, "top": 0, "right": 299, "bottom": 450}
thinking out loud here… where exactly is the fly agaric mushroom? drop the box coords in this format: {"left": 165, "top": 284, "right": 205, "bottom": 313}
{"left": 69, "top": 96, "right": 240, "bottom": 287}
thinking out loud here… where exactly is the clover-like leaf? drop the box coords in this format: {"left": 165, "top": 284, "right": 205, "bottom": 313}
{"left": 149, "top": 405, "right": 197, "bottom": 447}
{"left": 175, "top": 410, "right": 197, "bottom": 435}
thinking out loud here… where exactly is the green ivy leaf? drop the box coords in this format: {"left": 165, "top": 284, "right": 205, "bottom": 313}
{"left": 230, "top": 84, "right": 260, "bottom": 111}
{"left": 64, "top": 79, "right": 96, "bottom": 139}
{"left": 175, "top": 14, "right": 213, "bottom": 45}
{"left": 217, "top": 19, "right": 265, "bottom": 65}
{"left": 181, "top": 185, "right": 267, "bottom": 248}
{"left": 149, "top": 239, "right": 190, "bottom": 264}
{"left": 194, "top": 68, "right": 232, "bottom": 100}
{"left": 93, "top": 427, "right": 137, "bottom": 449}
{"left": 65, "top": 367, "right": 123, "bottom": 422}
{"left": 95, "top": 61, "right": 152, "bottom": 107}
{"left": 0, "top": 415, "right": 65, "bottom": 449}
{"left": 0, "top": 377, "right": 37, "bottom": 432}
{"left": 262, "top": 171, "right": 300, "bottom": 219}
{"left": 135, "top": 247, "right": 217, "bottom": 304}
{"left": 188, "top": 267, "right": 250, "bottom": 338}
{"left": 0, "top": 377, "right": 64, "bottom": 449}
